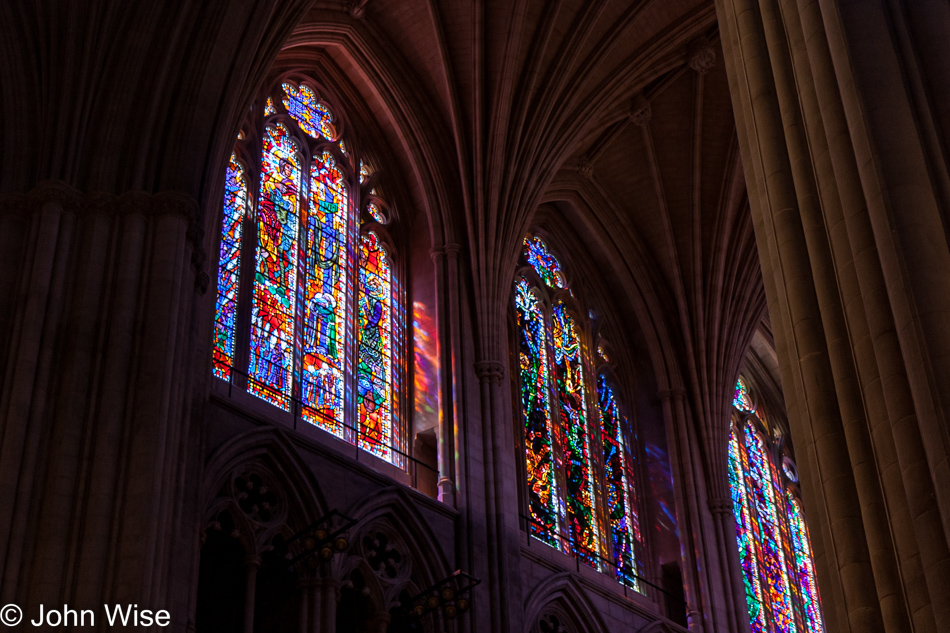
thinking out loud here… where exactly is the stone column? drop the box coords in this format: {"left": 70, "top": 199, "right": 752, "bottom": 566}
{"left": 0, "top": 185, "right": 202, "bottom": 621}
{"left": 319, "top": 578, "right": 338, "bottom": 633}
{"left": 709, "top": 498, "right": 751, "bottom": 633}
{"left": 715, "top": 0, "right": 950, "bottom": 630}
{"left": 243, "top": 555, "right": 261, "bottom": 633}
{"left": 431, "top": 244, "right": 464, "bottom": 507}
{"left": 473, "top": 358, "right": 524, "bottom": 633}
{"left": 659, "top": 388, "right": 708, "bottom": 633}
{"left": 298, "top": 579, "right": 310, "bottom": 633}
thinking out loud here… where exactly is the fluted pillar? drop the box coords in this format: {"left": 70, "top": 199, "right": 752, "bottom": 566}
{"left": 473, "top": 358, "right": 524, "bottom": 633}
{"left": 659, "top": 388, "right": 716, "bottom": 633}
{"left": 0, "top": 183, "right": 202, "bottom": 623}
{"left": 715, "top": 0, "right": 950, "bottom": 630}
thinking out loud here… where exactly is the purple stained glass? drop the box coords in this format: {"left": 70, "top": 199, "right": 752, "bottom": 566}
{"left": 212, "top": 154, "right": 248, "bottom": 380}
{"left": 282, "top": 83, "right": 336, "bottom": 141}
{"left": 248, "top": 124, "right": 301, "bottom": 409}
{"left": 299, "top": 151, "right": 349, "bottom": 435}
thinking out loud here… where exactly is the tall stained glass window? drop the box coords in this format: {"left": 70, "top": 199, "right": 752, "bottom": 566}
{"left": 357, "top": 232, "right": 394, "bottom": 461}
{"left": 551, "top": 303, "right": 599, "bottom": 565}
{"left": 211, "top": 80, "right": 404, "bottom": 466}
{"left": 515, "top": 278, "right": 559, "bottom": 543}
{"left": 513, "top": 235, "right": 643, "bottom": 589}
{"left": 729, "top": 378, "right": 825, "bottom": 633}
{"left": 249, "top": 123, "right": 301, "bottom": 408}
{"left": 212, "top": 154, "right": 248, "bottom": 380}
{"left": 598, "top": 376, "right": 642, "bottom": 589}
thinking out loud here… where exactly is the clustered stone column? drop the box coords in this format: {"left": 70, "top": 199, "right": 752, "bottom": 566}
{"left": 0, "top": 183, "right": 202, "bottom": 624}
{"left": 715, "top": 0, "right": 950, "bottom": 631}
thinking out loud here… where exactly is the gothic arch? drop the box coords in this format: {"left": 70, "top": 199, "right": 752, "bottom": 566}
{"left": 211, "top": 17, "right": 459, "bottom": 252}
{"left": 201, "top": 427, "right": 328, "bottom": 554}
{"left": 339, "top": 486, "right": 451, "bottom": 585}
{"left": 637, "top": 620, "right": 683, "bottom": 633}
{"left": 522, "top": 573, "right": 609, "bottom": 633}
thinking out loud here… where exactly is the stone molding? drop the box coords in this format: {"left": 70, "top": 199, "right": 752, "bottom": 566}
{"left": 657, "top": 387, "right": 687, "bottom": 402}
{"left": 708, "top": 498, "right": 732, "bottom": 516}
{"left": 0, "top": 180, "right": 207, "bottom": 289}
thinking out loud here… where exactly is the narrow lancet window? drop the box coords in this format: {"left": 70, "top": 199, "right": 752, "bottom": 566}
{"left": 515, "top": 278, "right": 559, "bottom": 544}
{"left": 300, "top": 151, "right": 349, "bottom": 434}
{"left": 357, "top": 232, "right": 394, "bottom": 461}
{"left": 212, "top": 154, "right": 248, "bottom": 380}
{"left": 552, "top": 303, "right": 599, "bottom": 564}
{"left": 248, "top": 124, "right": 302, "bottom": 408}
{"left": 597, "top": 376, "right": 640, "bottom": 588}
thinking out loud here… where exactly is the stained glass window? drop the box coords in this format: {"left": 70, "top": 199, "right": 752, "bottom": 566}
{"left": 367, "top": 201, "right": 385, "bottom": 223}
{"left": 552, "top": 303, "right": 599, "bottom": 565}
{"left": 524, "top": 235, "right": 567, "bottom": 288}
{"left": 515, "top": 278, "right": 558, "bottom": 544}
{"left": 212, "top": 85, "right": 404, "bottom": 467}
{"left": 282, "top": 83, "right": 336, "bottom": 141}
{"left": 300, "top": 151, "right": 349, "bottom": 434}
{"left": 729, "top": 381, "right": 825, "bottom": 633}
{"left": 248, "top": 123, "right": 301, "bottom": 408}
{"left": 734, "top": 377, "right": 755, "bottom": 412}
{"left": 787, "top": 495, "right": 824, "bottom": 633}
{"left": 597, "top": 377, "right": 641, "bottom": 588}
{"left": 212, "top": 154, "right": 248, "bottom": 380}
{"left": 357, "top": 232, "right": 394, "bottom": 461}
{"left": 513, "top": 240, "right": 644, "bottom": 589}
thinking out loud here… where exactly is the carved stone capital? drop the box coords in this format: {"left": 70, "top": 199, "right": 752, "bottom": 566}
{"left": 28, "top": 180, "right": 83, "bottom": 214}
{"left": 474, "top": 360, "right": 505, "bottom": 384}
{"left": 657, "top": 387, "right": 686, "bottom": 403}
{"left": 708, "top": 498, "right": 733, "bottom": 516}
{"left": 687, "top": 36, "right": 717, "bottom": 74}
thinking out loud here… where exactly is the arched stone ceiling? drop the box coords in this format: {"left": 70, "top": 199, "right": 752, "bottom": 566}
{"left": 544, "top": 41, "right": 767, "bottom": 494}
{"left": 293, "top": 0, "right": 723, "bottom": 359}
{"left": 280, "top": 2, "right": 766, "bottom": 477}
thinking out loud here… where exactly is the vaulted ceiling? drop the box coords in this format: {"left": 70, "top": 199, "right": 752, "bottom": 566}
{"left": 1, "top": 0, "right": 766, "bottom": 455}
{"left": 284, "top": 1, "right": 766, "bottom": 489}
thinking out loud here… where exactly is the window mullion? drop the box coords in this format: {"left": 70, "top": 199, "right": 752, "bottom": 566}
{"left": 545, "top": 304, "right": 569, "bottom": 555}
{"left": 347, "top": 159, "right": 360, "bottom": 449}
{"left": 292, "top": 157, "right": 310, "bottom": 418}
{"left": 233, "top": 125, "right": 264, "bottom": 391}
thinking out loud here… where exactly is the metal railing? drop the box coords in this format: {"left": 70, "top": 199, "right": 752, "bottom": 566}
{"left": 519, "top": 514, "right": 687, "bottom": 610}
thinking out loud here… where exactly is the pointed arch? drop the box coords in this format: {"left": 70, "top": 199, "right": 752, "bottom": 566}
{"left": 342, "top": 486, "right": 452, "bottom": 587}
{"left": 522, "top": 573, "right": 609, "bottom": 633}
{"left": 202, "top": 427, "right": 328, "bottom": 538}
